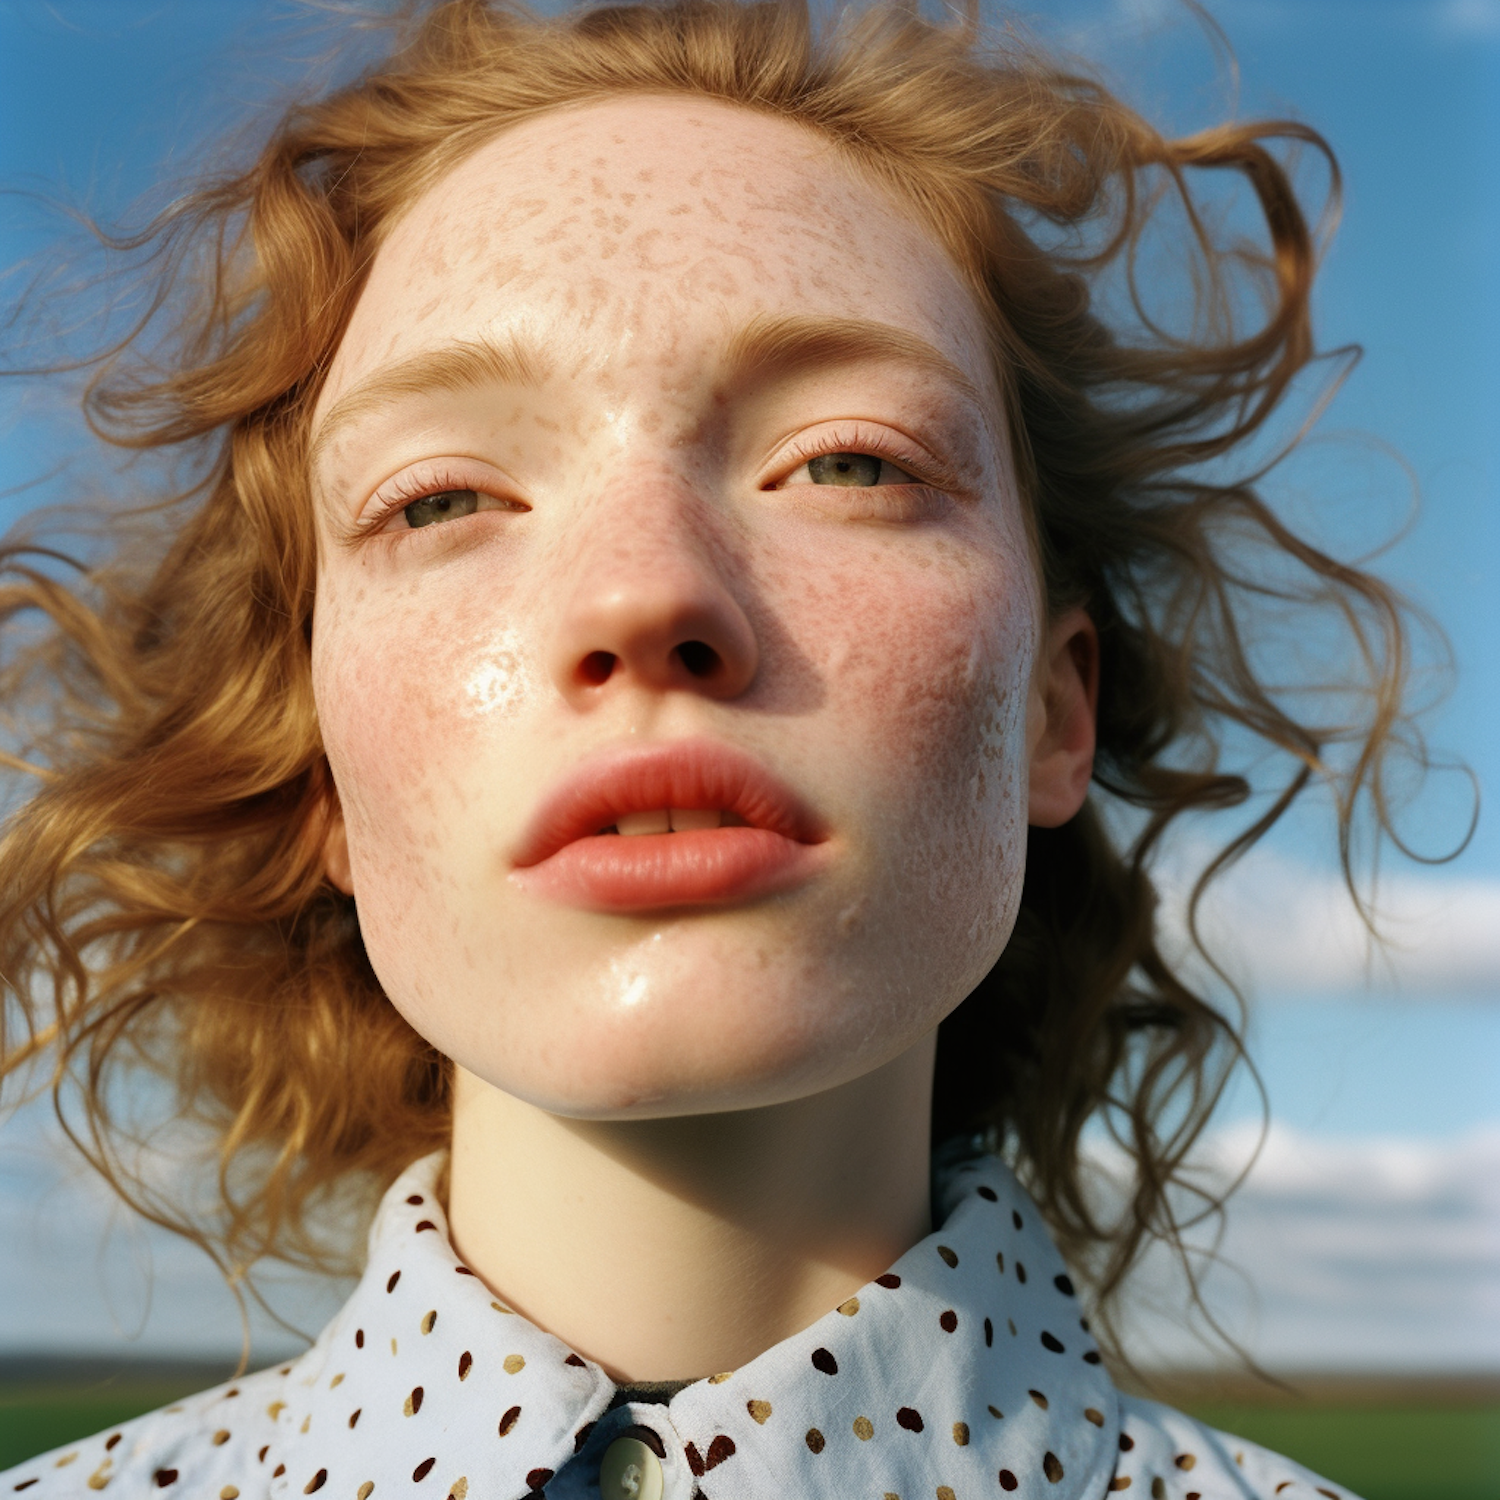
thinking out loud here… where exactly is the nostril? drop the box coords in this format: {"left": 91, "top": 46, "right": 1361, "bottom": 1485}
{"left": 675, "top": 640, "right": 721, "bottom": 679}
{"left": 580, "top": 650, "right": 616, "bottom": 686}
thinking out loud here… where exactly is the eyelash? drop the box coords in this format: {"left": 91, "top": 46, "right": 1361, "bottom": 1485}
{"left": 772, "top": 423, "right": 952, "bottom": 491}
{"left": 354, "top": 464, "right": 524, "bottom": 542}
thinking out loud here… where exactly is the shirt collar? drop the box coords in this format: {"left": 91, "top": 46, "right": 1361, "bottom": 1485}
{"left": 270, "top": 1145, "right": 1120, "bottom": 1499}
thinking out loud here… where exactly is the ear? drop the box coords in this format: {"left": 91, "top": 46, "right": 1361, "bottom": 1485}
{"left": 321, "top": 782, "right": 355, "bottom": 896}
{"left": 1026, "top": 605, "right": 1098, "bottom": 828}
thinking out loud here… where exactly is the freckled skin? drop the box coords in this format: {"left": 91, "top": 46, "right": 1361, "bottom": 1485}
{"left": 311, "top": 97, "right": 1078, "bottom": 1121}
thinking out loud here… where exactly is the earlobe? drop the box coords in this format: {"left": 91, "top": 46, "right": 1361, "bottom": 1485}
{"left": 321, "top": 793, "right": 355, "bottom": 896}
{"left": 1026, "top": 607, "right": 1099, "bottom": 829}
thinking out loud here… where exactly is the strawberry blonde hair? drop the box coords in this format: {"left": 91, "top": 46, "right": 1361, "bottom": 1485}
{"left": 0, "top": 0, "right": 1430, "bottom": 1358}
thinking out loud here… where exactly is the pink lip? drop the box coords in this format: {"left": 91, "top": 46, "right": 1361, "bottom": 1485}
{"left": 509, "top": 739, "right": 831, "bottom": 912}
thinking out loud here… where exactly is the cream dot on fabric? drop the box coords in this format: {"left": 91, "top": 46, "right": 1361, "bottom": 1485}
{"left": 837, "top": 1297, "right": 860, "bottom": 1316}
{"left": 421, "top": 1311, "right": 437, "bottom": 1335}
{"left": 708, "top": 1372, "right": 733, "bottom": 1384}
{"left": 952, "top": 1423, "right": 969, "bottom": 1446}
{"left": 1085, "top": 1407, "right": 1105, "bottom": 1426}
{"left": 853, "top": 1416, "right": 874, "bottom": 1440}
{"left": 503, "top": 1355, "right": 525, "bottom": 1375}
{"left": 938, "top": 1488, "right": 956, "bottom": 1500}
{"left": 220, "top": 1490, "right": 238, "bottom": 1499}
{"left": 747, "top": 1400, "right": 772, "bottom": 1424}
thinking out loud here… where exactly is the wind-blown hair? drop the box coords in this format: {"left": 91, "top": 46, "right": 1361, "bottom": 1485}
{"left": 0, "top": 0, "right": 1426, "bottom": 1359}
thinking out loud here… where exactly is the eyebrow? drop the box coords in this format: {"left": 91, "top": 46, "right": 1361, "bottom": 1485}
{"left": 720, "top": 313, "right": 987, "bottom": 415}
{"left": 309, "top": 314, "right": 988, "bottom": 476}
{"left": 309, "top": 334, "right": 548, "bottom": 474}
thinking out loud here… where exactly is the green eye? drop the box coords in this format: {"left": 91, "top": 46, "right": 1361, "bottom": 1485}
{"left": 807, "top": 452, "right": 883, "bottom": 487}
{"left": 403, "top": 489, "right": 480, "bottom": 528}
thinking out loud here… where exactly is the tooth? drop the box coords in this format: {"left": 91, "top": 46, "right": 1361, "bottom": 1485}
{"left": 616, "top": 809, "right": 670, "bottom": 836}
{"left": 670, "top": 808, "right": 721, "bottom": 832}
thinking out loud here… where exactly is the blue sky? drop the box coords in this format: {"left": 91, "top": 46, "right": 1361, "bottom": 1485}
{"left": 0, "top": 0, "right": 1495, "bottom": 1154}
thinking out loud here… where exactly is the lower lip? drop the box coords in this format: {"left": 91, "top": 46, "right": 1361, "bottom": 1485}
{"left": 512, "top": 828, "right": 826, "bottom": 911}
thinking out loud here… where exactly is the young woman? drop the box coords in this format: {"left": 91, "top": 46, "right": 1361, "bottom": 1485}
{"left": 1, "top": 2, "right": 1419, "bottom": 1496}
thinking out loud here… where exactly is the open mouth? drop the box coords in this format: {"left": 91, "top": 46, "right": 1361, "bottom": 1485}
{"left": 509, "top": 739, "right": 829, "bottom": 912}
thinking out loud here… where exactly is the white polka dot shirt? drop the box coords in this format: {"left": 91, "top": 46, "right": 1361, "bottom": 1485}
{"left": 3, "top": 1147, "right": 1360, "bottom": 1500}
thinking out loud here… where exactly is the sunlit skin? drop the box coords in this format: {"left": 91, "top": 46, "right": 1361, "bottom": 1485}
{"left": 310, "top": 96, "right": 1096, "bottom": 1381}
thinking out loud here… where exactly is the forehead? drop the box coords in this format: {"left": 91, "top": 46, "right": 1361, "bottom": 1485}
{"left": 320, "top": 94, "right": 994, "bottom": 411}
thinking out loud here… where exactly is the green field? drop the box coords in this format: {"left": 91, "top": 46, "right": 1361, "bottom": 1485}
{"left": 3, "top": 1383, "right": 1497, "bottom": 1499}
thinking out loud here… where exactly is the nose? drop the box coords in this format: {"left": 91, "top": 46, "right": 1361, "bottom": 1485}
{"left": 548, "top": 484, "right": 759, "bottom": 706}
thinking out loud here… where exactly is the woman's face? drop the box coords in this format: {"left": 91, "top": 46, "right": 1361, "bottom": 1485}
{"left": 310, "top": 96, "right": 1074, "bottom": 1117}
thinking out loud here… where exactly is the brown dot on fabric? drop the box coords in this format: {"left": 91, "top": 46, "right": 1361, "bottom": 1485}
{"left": 1029, "top": 1390, "right": 1049, "bottom": 1410}
{"left": 1008, "top": 1319, "right": 1018, "bottom": 1337}
{"left": 415, "top": 1221, "right": 436, "bottom": 1233}
{"left": 1109, "top": 1480, "right": 1132, "bottom": 1492}
{"left": 153, "top": 1473, "right": 177, "bottom": 1489}
{"left": 1084, "top": 1351, "right": 1103, "bottom": 1364}
{"left": 14, "top": 1482, "right": 38, "bottom": 1493}
{"left": 1054, "top": 1274, "right": 1076, "bottom": 1296}
{"left": 996, "top": 1252, "right": 1005, "bottom": 1274}
{"left": 503, "top": 1355, "right": 525, "bottom": 1375}
{"left": 412, "top": 1461, "right": 435, "bottom": 1484}
{"left": 897, "top": 1407, "right": 924, "bottom": 1433}
{"left": 938, "top": 1488, "right": 956, "bottom": 1500}
{"left": 220, "top": 1489, "right": 239, "bottom": 1499}
{"left": 1188, "top": 1494, "right": 1201, "bottom": 1500}
{"left": 258, "top": 1448, "right": 269, "bottom": 1464}
{"left": 804, "top": 1429, "right": 825, "bottom": 1454}
{"left": 952, "top": 1422, "right": 969, "bottom": 1447}
{"left": 853, "top": 1416, "right": 873, "bottom": 1441}
{"left": 273, "top": 1468, "right": 286, "bottom": 1480}
{"left": 1016, "top": 1263, "right": 1027, "bottom": 1284}
{"left": 984, "top": 1317, "right": 994, "bottom": 1347}
{"left": 404, "top": 1387, "right": 424, "bottom": 1416}
{"left": 1043, "top": 1451, "right": 1066, "bottom": 1483}
{"left": 421, "top": 1311, "right": 437, "bottom": 1335}
{"left": 406, "top": 1195, "right": 424, "bottom": 1206}
{"left": 838, "top": 1297, "right": 860, "bottom": 1316}
{"left": 1012, "top": 1210, "right": 1024, "bottom": 1230}
{"left": 999, "top": 1472, "right": 1018, "bottom": 1492}
{"left": 357, "top": 1484, "right": 374, "bottom": 1500}
{"left": 1151, "top": 1479, "right": 1166, "bottom": 1500}
{"left": 454, "top": 1267, "right": 476, "bottom": 1277}
{"left": 1041, "top": 1331, "right": 1065, "bottom": 1353}
{"left": 705, "top": 1436, "right": 736, "bottom": 1469}
{"left": 1120, "top": 1434, "right": 1135, "bottom": 1452}
{"left": 213, "top": 1430, "right": 230, "bottom": 1446}
{"left": 304, "top": 1471, "right": 327, "bottom": 1494}
{"left": 498, "top": 1406, "right": 521, "bottom": 1437}
{"left": 1175, "top": 1454, "right": 1197, "bottom": 1471}
{"left": 355, "top": 1330, "right": 364, "bottom": 1349}
{"left": 348, "top": 1409, "right": 361, "bottom": 1429}
{"left": 876, "top": 1273, "right": 902, "bottom": 1288}
{"left": 458, "top": 1352, "right": 472, "bottom": 1381}
{"left": 988, "top": 1405, "right": 1004, "bottom": 1420}
{"left": 386, "top": 1272, "right": 401, "bottom": 1294}
{"left": 1316, "top": 1491, "right": 1342, "bottom": 1500}
{"left": 978, "top": 1186, "right": 997, "bottom": 1201}
{"left": 564, "top": 1353, "right": 587, "bottom": 1367}
{"left": 936, "top": 1245, "right": 959, "bottom": 1268}
{"left": 1081, "top": 1317, "right": 1092, "bottom": 1332}
{"left": 811, "top": 1347, "right": 838, "bottom": 1375}
{"left": 685, "top": 1443, "right": 705, "bottom": 1477}
{"left": 939, "top": 1310, "right": 958, "bottom": 1333}
{"left": 748, "top": 1401, "right": 772, "bottom": 1425}
{"left": 523, "top": 1472, "right": 552, "bottom": 1491}
{"left": 105, "top": 1437, "right": 122, "bottom": 1452}
{"left": 1085, "top": 1407, "right": 1105, "bottom": 1427}
{"left": 567, "top": 1420, "right": 594, "bottom": 1455}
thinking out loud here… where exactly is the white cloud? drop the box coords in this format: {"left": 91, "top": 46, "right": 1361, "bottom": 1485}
{"left": 1434, "top": 0, "right": 1500, "bottom": 38}
{"left": 1095, "top": 1123, "right": 1500, "bottom": 1371}
{"left": 1150, "top": 843, "right": 1500, "bottom": 997}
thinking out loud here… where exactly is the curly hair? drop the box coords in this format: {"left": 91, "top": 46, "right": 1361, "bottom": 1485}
{"left": 0, "top": 0, "right": 1426, "bottom": 1362}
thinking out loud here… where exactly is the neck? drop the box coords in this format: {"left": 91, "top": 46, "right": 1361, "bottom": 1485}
{"left": 446, "top": 1039, "right": 936, "bottom": 1383}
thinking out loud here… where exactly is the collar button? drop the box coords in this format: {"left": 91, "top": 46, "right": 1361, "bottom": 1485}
{"left": 599, "top": 1436, "right": 664, "bottom": 1500}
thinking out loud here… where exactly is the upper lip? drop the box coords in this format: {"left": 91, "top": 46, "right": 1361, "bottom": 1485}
{"left": 510, "top": 738, "right": 827, "bottom": 867}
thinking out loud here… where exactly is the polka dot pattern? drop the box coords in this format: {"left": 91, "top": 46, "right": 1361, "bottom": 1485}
{"left": 0, "top": 1149, "right": 1366, "bottom": 1500}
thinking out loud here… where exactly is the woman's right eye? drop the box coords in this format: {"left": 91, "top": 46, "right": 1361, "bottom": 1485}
{"left": 402, "top": 489, "right": 481, "bottom": 528}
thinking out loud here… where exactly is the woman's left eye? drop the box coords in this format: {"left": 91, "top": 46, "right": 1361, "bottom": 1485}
{"left": 796, "top": 451, "right": 917, "bottom": 487}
